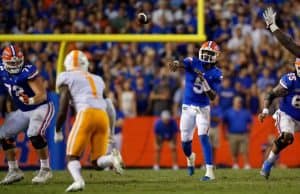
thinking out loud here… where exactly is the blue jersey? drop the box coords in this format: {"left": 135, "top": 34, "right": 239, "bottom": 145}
{"left": 223, "top": 108, "right": 252, "bottom": 134}
{"left": 183, "top": 57, "right": 222, "bottom": 107}
{"left": 0, "top": 63, "right": 49, "bottom": 111}
{"left": 279, "top": 73, "right": 300, "bottom": 121}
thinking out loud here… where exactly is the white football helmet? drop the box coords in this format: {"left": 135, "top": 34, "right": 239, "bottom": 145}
{"left": 295, "top": 58, "right": 300, "bottom": 77}
{"left": 64, "top": 50, "right": 89, "bottom": 71}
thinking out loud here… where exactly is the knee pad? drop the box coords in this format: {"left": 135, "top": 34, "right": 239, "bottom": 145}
{"left": 0, "top": 138, "right": 16, "bottom": 150}
{"left": 29, "top": 135, "right": 47, "bottom": 149}
{"left": 274, "top": 132, "right": 294, "bottom": 151}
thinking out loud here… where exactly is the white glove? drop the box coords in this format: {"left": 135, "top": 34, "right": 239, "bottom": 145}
{"left": 54, "top": 130, "right": 64, "bottom": 142}
{"left": 263, "top": 7, "right": 279, "bottom": 32}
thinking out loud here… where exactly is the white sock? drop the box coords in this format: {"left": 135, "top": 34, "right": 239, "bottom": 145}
{"left": 205, "top": 164, "right": 215, "bottom": 178}
{"left": 40, "top": 159, "right": 50, "bottom": 169}
{"left": 267, "top": 151, "right": 278, "bottom": 163}
{"left": 8, "top": 160, "right": 19, "bottom": 171}
{"left": 67, "top": 160, "right": 84, "bottom": 183}
{"left": 97, "top": 155, "right": 113, "bottom": 168}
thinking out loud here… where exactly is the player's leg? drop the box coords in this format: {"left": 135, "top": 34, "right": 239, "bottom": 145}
{"left": 261, "top": 110, "right": 295, "bottom": 179}
{"left": 27, "top": 102, "right": 55, "bottom": 184}
{"left": 209, "top": 127, "right": 219, "bottom": 164}
{"left": 65, "top": 111, "right": 90, "bottom": 192}
{"left": 169, "top": 135, "right": 178, "bottom": 170}
{"left": 91, "top": 109, "right": 123, "bottom": 174}
{"left": 153, "top": 135, "right": 163, "bottom": 170}
{"left": 180, "top": 105, "right": 196, "bottom": 176}
{"left": 0, "top": 110, "right": 28, "bottom": 185}
{"left": 196, "top": 106, "right": 215, "bottom": 181}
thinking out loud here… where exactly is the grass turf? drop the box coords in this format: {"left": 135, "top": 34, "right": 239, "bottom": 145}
{"left": 0, "top": 168, "right": 300, "bottom": 194}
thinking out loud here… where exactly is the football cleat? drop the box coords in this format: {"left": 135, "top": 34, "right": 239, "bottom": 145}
{"left": 187, "top": 152, "right": 196, "bottom": 176}
{"left": 260, "top": 160, "right": 273, "bottom": 179}
{"left": 32, "top": 168, "right": 53, "bottom": 184}
{"left": 201, "top": 176, "right": 215, "bottom": 181}
{"left": 0, "top": 168, "right": 24, "bottom": 185}
{"left": 111, "top": 149, "right": 124, "bottom": 175}
{"left": 66, "top": 180, "right": 85, "bottom": 192}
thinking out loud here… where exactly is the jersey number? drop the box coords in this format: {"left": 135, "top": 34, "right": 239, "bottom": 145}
{"left": 193, "top": 77, "right": 203, "bottom": 94}
{"left": 4, "top": 84, "right": 24, "bottom": 97}
{"left": 84, "top": 74, "right": 98, "bottom": 98}
{"left": 291, "top": 95, "right": 300, "bottom": 109}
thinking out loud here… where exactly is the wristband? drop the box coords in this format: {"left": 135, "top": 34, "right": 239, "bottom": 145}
{"left": 269, "top": 24, "right": 279, "bottom": 33}
{"left": 262, "top": 108, "right": 269, "bottom": 115}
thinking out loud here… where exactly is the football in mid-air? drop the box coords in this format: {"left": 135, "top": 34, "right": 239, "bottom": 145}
{"left": 137, "top": 12, "right": 149, "bottom": 24}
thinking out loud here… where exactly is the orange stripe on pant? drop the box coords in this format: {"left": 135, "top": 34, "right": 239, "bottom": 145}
{"left": 66, "top": 108, "right": 109, "bottom": 161}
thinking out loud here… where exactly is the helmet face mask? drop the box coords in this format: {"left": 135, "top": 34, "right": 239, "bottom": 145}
{"left": 199, "top": 49, "right": 218, "bottom": 63}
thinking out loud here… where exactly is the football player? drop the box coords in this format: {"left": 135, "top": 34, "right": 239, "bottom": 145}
{"left": 263, "top": 7, "right": 300, "bottom": 57}
{"left": 169, "top": 41, "right": 222, "bottom": 181}
{"left": 259, "top": 58, "right": 300, "bottom": 179}
{"left": 0, "top": 45, "right": 54, "bottom": 184}
{"left": 55, "top": 50, "right": 123, "bottom": 192}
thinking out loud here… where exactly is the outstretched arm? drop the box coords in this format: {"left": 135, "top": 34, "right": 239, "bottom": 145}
{"left": 263, "top": 7, "right": 300, "bottom": 57}
{"left": 272, "top": 30, "right": 300, "bottom": 57}
{"left": 22, "top": 76, "right": 47, "bottom": 105}
{"left": 258, "top": 83, "right": 288, "bottom": 122}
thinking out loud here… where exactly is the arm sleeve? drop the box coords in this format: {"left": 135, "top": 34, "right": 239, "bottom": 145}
{"left": 26, "top": 65, "right": 39, "bottom": 80}
{"left": 279, "top": 74, "right": 292, "bottom": 90}
{"left": 183, "top": 57, "right": 193, "bottom": 70}
{"left": 273, "top": 30, "right": 300, "bottom": 57}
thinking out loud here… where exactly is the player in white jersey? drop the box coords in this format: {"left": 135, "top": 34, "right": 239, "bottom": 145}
{"left": 55, "top": 50, "right": 123, "bottom": 192}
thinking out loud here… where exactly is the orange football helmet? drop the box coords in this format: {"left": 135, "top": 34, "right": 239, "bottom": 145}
{"left": 2, "top": 45, "right": 24, "bottom": 74}
{"left": 199, "top": 41, "right": 220, "bottom": 63}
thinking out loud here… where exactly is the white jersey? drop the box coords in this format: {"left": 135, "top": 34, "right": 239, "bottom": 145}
{"left": 56, "top": 70, "right": 107, "bottom": 112}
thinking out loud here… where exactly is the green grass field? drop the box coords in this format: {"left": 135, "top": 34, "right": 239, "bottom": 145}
{"left": 1, "top": 169, "right": 300, "bottom": 194}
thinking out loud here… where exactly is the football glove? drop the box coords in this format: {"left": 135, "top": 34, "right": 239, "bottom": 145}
{"left": 263, "top": 7, "right": 279, "bottom": 32}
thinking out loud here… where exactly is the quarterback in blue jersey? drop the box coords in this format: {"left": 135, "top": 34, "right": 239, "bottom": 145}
{"left": 259, "top": 58, "right": 300, "bottom": 179}
{"left": 0, "top": 45, "right": 54, "bottom": 184}
{"left": 169, "top": 41, "right": 222, "bottom": 181}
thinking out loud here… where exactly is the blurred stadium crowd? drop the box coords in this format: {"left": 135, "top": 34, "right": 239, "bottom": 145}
{"left": 0, "top": 0, "right": 299, "bottom": 118}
